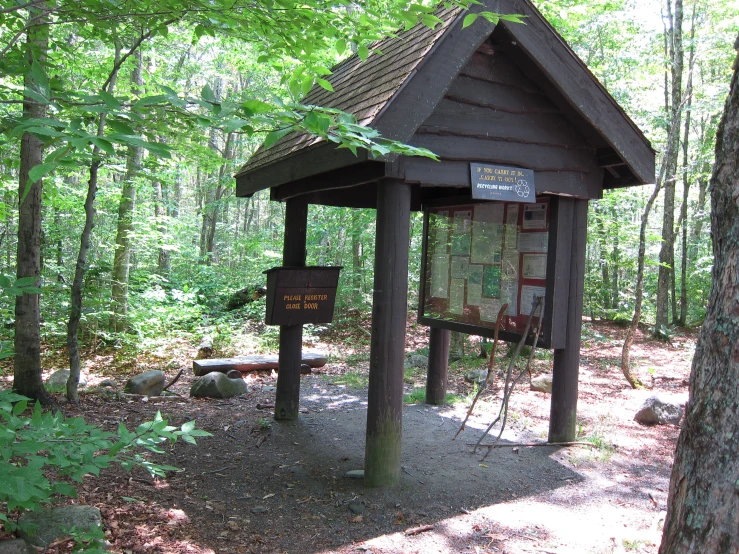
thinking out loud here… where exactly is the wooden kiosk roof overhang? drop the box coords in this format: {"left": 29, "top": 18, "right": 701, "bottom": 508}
{"left": 235, "top": 0, "right": 655, "bottom": 206}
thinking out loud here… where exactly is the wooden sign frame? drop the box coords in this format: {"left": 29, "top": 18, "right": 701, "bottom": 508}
{"left": 418, "top": 194, "right": 571, "bottom": 349}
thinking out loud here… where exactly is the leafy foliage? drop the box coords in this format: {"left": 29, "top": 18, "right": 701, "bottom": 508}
{"left": 0, "top": 390, "right": 210, "bottom": 534}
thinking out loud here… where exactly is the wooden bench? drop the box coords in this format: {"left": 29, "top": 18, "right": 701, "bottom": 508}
{"left": 193, "top": 351, "right": 328, "bottom": 376}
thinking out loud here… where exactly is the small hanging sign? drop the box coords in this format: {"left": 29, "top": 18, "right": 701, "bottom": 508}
{"left": 470, "top": 163, "right": 536, "bottom": 203}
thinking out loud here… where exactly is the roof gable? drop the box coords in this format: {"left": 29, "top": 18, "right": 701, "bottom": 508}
{"left": 236, "top": 0, "right": 654, "bottom": 198}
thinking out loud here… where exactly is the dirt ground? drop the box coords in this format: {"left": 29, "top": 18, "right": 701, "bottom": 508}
{"left": 2, "top": 320, "right": 695, "bottom": 554}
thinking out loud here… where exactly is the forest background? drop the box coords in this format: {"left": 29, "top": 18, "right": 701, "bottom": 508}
{"left": 0, "top": 0, "right": 737, "bottom": 388}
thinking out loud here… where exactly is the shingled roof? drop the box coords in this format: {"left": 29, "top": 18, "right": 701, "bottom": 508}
{"left": 237, "top": 6, "right": 461, "bottom": 175}
{"left": 235, "top": 0, "right": 655, "bottom": 198}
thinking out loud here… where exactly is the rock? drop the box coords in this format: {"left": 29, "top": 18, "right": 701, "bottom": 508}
{"left": 124, "top": 370, "right": 165, "bottom": 396}
{"left": 635, "top": 395, "right": 685, "bottom": 425}
{"left": 404, "top": 354, "right": 428, "bottom": 369}
{"left": 225, "top": 370, "right": 243, "bottom": 379}
{"left": 348, "top": 501, "right": 365, "bottom": 515}
{"left": 0, "top": 539, "right": 35, "bottom": 554}
{"left": 464, "top": 369, "right": 488, "bottom": 385}
{"left": 250, "top": 506, "right": 267, "bottom": 514}
{"left": 190, "top": 372, "right": 248, "bottom": 399}
{"left": 99, "top": 378, "right": 116, "bottom": 388}
{"left": 18, "top": 505, "right": 102, "bottom": 547}
{"left": 530, "top": 374, "right": 553, "bottom": 393}
{"left": 345, "top": 470, "right": 364, "bottom": 479}
{"left": 46, "top": 369, "right": 87, "bottom": 389}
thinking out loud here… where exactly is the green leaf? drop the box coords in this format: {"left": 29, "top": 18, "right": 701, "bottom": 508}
{"left": 99, "top": 91, "right": 121, "bottom": 109}
{"left": 28, "top": 162, "right": 57, "bottom": 185}
{"left": 316, "top": 78, "right": 334, "bottom": 92}
{"left": 14, "top": 276, "right": 37, "bottom": 287}
{"left": 201, "top": 85, "right": 216, "bottom": 103}
{"left": 25, "top": 127, "right": 65, "bottom": 138}
{"left": 133, "top": 95, "right": 168, "bottom": 110}
{"left": 242, "top": 99, "right": 273, "bottom": 115}
{"left": 462, "top": 13, "right": 479, "bottom": 28}
{"left": 334, "top": 39, "right": 346, "bottom": 55}
{"left": 30, "top": 61, "right": 49, "bottom": 96}
{"left": 0, "top": 275, "right": 11, "bottom": 287}
{"left": 181, "top": 420, "right": 196, "bottom": 433}
{"left": 90, "top": 137, "right": 115, "bottom": 156}
{"left": 357, "top": 44, "right": 369, "bottom": 61}
{"left": 263, "top": 127, "right": 293, "bottom": 148}
{"left": 107, "top": 120, "right": 136, "bottom": 135}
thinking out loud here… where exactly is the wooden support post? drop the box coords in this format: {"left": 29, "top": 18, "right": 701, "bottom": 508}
{"left": 549, "top": 199, "right": 588, "bottom": 442}
{"left": 364, "top": 179, "right": 411, "bottom": 487}
{"left": 274, "top": 196, "right": 308, "bottom": 421}
{"left": 426, "top": 327, "right": 450, "bottom": 405}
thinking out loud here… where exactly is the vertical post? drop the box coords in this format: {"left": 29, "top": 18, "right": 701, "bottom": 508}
{"left": 425, "top": 327, "right": 450, "bottom": 405}
{"left": 549, "top": 199, "right": 588, "bottom": 442}
{"left": 364, "top": 179, "right": 411, "bottom": 487}
{"left": 274, "top": 196, "right": 308, "bottom": 421}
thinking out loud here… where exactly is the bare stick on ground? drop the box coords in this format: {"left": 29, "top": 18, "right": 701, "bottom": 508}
{"left": 454, "top": 303, "right": 507, "bottom": 440}
{"left": 473, "top": 296, "right": 543, "bottom": 455}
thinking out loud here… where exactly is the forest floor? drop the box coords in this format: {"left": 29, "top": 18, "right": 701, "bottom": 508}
{"left": 1, "top": 319, "right": 696, "bottom": 554}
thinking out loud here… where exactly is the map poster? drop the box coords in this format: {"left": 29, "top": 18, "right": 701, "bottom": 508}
{"left": 430, "top": 254, "right": 449, "bottom": 298}
{"left": 522, "top": 254, "right": 548, "bottom": 280}
{"left": 467, "top": 264, "right": 483, "bottom": 306}
{"left": 483, "top": 265, "right": 501, "bottom": 298}
{"left": 520, "top": 285, "right": 546, "bottom": 317}
{"left": 449, "top": 279, "right": 465, "bottom": 314}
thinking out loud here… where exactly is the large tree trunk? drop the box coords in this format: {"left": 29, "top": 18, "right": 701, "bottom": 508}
{"left": 110, "top": 48, "right": 142, "bottom": 332}
{"left": 14, "top": 8, "right": 53, "bottom": 404}
{"left": 659, "top": 33, "right": 739, "bottom": 553}
{"left": 655, "top": 0, "right": 684, "bottom": 334}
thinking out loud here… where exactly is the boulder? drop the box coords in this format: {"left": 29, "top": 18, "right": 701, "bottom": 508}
{"left": 530, "top": 374, "right": 553, "bottom": 393}
{"left": 124, "top": 370, "right": 165, "bottom": 396}
{"left": 635, "top": 395, "right": 685, "bottom": 426}
{"left": 190, "top": 372, "right": 247, "bottom": 399}
{"left": 18, "top": 505, "right": 102, "bottom": 547}
{"left": 0, "top": 539, "right": 35, "bottom": 554}
{"left": 404, "top": 354, "right": 429, "bottom": 369}
{"left": 464, "top": 369, "right": 488, "bottom": 385}
{"left": 46, "top": 369, "right": 87, "bottom": 389}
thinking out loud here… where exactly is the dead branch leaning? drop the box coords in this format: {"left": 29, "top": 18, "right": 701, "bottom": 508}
{"left": 454, "top": 303, "right": 508, "bottom": 440}
{"left": 473, "top": 296, "right": 543, "bottom": 455}
{"left": 480, "top": 297, "right": 544, "bottom": 460}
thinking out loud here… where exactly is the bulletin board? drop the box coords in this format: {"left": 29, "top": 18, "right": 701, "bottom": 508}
{"left": 418, "top": 195, "right": 558, "bottom": 348}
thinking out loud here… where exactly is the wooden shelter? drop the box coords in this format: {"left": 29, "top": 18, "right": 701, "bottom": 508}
{"left": 235, "top": 0, "right": 655, "bottom": 487}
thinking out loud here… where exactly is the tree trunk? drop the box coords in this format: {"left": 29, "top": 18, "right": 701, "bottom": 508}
{"left": 621, "top": 25, "right": 687, "bottom": 387}
{"left": 14, "top": 7, "right": 53, "bottom": 404}
{"left": 655, "top": 0, "right": 684, "bottom": 334}
{"left": 153, "top": 179, "right": 170, "bottom": 277}
{"left": 351, "top": 210, "right": 363, "bottom": 297}
{"left": 110, "top": 46, "right": 142, "bottom": 332}
{"left": 659, "top": 33, "right": 739, "bottom": 553}
{"left": 68, "top": 45, "right": 124, "bottom": 403}
{"left": 678, "top": 7, "right": 696, "bottom": 327}
{"left": 449, "top": 331, "right": 465, "bottom": 363}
